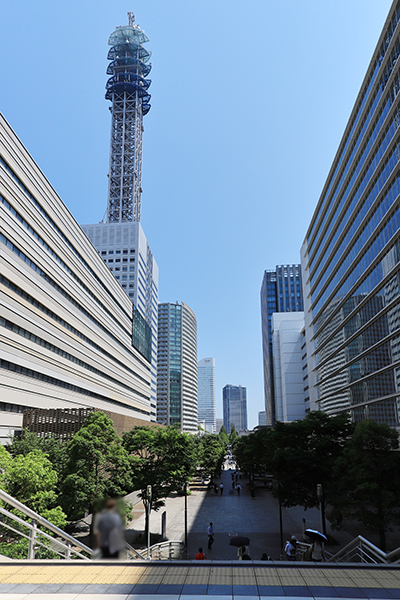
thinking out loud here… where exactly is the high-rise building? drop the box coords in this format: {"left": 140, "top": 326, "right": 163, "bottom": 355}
{"left": 215, "top": 418, "right": 223, "bottom": 433}
{"left": 272, "top": 312, "right": 308, "bottom": 422}
{"left": 156, "top": 302, "right": 198, "bottom": 433}
{"left": 82, "top": 14, "right": 158, "bottom": 419}
{"left": 258, "top": 411, "right": 266, "bottom": 427}
{"left": 301, "top": 1, "right": 400, "bottom": 427}
{"left": 260, "top": 265, "right": 303, "bottom": 426}
{"left": 198, "top": 358, "right": 216, "bottom": 433}
{"left": 0, "top": 114, "right": 152, "bottom": 442}
{"left": 223, "top": 385, "right": 247, "bottom": 434}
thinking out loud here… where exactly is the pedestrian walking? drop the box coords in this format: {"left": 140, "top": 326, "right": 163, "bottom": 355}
{"left": 95, "top": 498, "right": 125, "bottom": 559}
{"left": 311, "top": 540, "right": 325, "bottom": 562}
{"left": 284, "top": 536, "right": 298, "bottom": 561}
{"left": 195, "top": 547, "right": 207, "bottom": 560}
{"left": 207, "top": 522, "right": 214, "bottom": 549}
{"left": 236, "top": 483, "right": 242, "bottom": 496}
{"left": 220, "top": 483, "right": 224, "bottom": 495}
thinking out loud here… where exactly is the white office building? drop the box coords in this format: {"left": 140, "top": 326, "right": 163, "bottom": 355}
{"left": 157, "top": 302, "right": 198, "bottom": 433}
{"left": 197, "top": 358, "right": 216, "bottom": 433}
{"left": 81, "top": 222, "right": 158, "bottom": 419}
{"left": 272, "top": 312, "right": 308, "bottom": 422}
{"left": 0, "top": 114, "right": 152, "bottom": 442}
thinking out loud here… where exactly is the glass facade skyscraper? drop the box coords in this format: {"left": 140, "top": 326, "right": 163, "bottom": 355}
{"left": 198, "top": 358, "right": 216, "bottom": 433}
{"left": 156, "top": 302, "right": 198, "bottom": 433}
{"left": 223, "top": 385, "right": 247, "bottom": 434}
{"left": 260, "top": 265, "right": 303, "bottom": 426}
{"left": 301, "top": 1, "right": 400, "bottom": 426}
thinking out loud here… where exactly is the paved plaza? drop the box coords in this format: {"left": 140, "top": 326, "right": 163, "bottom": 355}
{"left": 127, "top": 466, "right": 354, "bottom": 561}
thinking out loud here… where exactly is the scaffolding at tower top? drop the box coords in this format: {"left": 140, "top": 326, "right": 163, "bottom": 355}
{"left": 106, "top": 13, "right": 152, "bottom": 223}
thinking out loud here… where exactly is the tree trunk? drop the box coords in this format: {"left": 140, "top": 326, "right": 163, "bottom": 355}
{"left": 378, "top": 497, "right": 386, "bottom": 552}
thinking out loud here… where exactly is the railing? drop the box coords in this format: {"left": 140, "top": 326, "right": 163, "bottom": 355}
{"left": 328, "top": 535, "right": 400, "bottom": 564}
{"left": 127, "top": 540, "right": 185, "bottom": 561}
{"left": 0, "top": 488, "right": 94, "bottom": 560}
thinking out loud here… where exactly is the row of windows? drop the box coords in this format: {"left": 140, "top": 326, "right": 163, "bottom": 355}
{"left": 313, "top": 167, "right": 400, "bottom": 315}
{"left": 1, "top": 316, "right": 149, "bottom": 399}
{"left": 107, "top": 258, "right": 135, "bottom": 263}
{"left": 311, "top": 98, "right": 399, "bottom": 281}
{"left": 0, "top": 155, "right": 131, "bottom": 322}
{"left": 310, "top": 75, "right": 395, "bottom": 269}
{"left": 0, "top": 359, "right": 150, "bottom": 415}
{"left": 313, "top": 188, "right": 400, "bottom": 322}
{"left": 101, "top": 249, "right": 135, "bottom": 255}
{"left": 0, "top": 274, "right": 150, "bottom": 376}
{"left": 0, "top": 194, "right": 130, "bottom": 338}
{"left": 309, "top": 6, "right": 400, "bottom": 249}
{"left": 1, "top": 233, "right": 143, "bottom": 364}
{"left": 315, "top": 226, "right": 400, "bottom": 348}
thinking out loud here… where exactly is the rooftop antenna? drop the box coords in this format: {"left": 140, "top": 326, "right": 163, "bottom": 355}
{"left": 128, "top": 11, "right": 135, "bottom": 26}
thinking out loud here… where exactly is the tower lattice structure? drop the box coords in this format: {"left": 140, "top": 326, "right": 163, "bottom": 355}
{"left": 106, "top": 13, "right": 151, "bottom": 223}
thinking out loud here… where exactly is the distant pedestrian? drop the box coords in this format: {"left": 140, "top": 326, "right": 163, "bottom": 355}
{"left": 220, "top": 483, "right": 224, "bottom": 495}
{"left": 311, "top": 540, "right": 325, "bottom": 562}
{"left": 195, "top": 547, "right": 207, "bottom": 560}
{"left": 207, "top": 522, "right": 214, "bottom": 549}
{"left": 261, "top": 553, "right": 269, "bottom": 561}
{"left": 236, "top": 483, "right": 242, "bottom": 496}
{"left": 250, "top": 487, "right": 255, "bottom": 499}
{"left": 284, "top": 536, "right": 298, "bottom": 561}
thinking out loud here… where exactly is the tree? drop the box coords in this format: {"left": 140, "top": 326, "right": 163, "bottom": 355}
{"left": 218, "top": 425, "right": 229, "bottom": 446}
{"left": 197, "top": 434, "right": 225, "bottom": 481}
{"left": 271, "top": 411, "right": 354, "bottom": 515}
{"left": 229, "top": 425, "right": 238, "bottom": 445}
{"left": 329, "top": 420, "right": 400, "bottom": 550}
{"left": 61, "top": 412, "right": 133, "bottom": 531}
{"left": 234, "top": 429, "right": 274, "bottom": 477}
{"left": 0, "top": 447, "right": 66, "bottom": 558}
{"left": 7, "top": 430, "right": 67, "bottom": 495}
{"left": 122, "top": 425, "right": 197, "bottom": 537}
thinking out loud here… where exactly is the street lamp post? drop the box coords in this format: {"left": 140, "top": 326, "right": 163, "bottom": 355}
{"left": 317, "top": 483, "right": 327, "bottom": 539}
{"left": 147, "top": 485, "right": 152, "bottom": 559}
{"left": 184, "top": 481, "right": 188, "bottom": 550}
{"left": 277, "top": 483, "right": 283, "bottom": 550}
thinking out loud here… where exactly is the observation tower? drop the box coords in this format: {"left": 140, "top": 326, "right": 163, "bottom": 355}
{"left": 106, "top": 12, "right": 152, "bottom": 223}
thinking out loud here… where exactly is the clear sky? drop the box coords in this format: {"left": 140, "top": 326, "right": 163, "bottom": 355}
{"left": 1, "top": 0, "right": 393, "bottom": 428}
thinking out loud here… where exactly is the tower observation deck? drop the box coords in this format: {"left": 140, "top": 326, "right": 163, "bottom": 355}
{"left": 106, "top": 13, "right": 151, "bottom": 223}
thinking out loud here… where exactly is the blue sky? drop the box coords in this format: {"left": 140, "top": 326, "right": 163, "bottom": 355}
{"left": 1, "top": 0, "right": 392, "bottom": 428}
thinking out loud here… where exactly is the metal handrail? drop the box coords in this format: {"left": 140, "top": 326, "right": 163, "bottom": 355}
{"left": 0, "top": 488, "right": 93, "bottom": 559}
{"left": 328, "top": 535, "right": 390, "bottom": 564}
{"left": 130, "top": 540, "right": 184, "bottom": 560}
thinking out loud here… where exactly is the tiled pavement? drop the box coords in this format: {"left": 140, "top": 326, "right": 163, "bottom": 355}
{"left": 0, "top": 562, "right": 399, "bottom": 599}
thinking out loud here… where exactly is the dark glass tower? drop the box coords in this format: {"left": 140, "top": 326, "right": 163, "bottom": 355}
{"left": 223, "top": 385, "right": 247, "bottom": 434}
{"left": 260, "top": 265, "right": 303, "bottom": 426}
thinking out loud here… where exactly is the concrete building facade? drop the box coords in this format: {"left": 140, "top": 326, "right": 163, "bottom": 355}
{"left": 272, "top": 312, "right": 308, "bottom": 422}
{"left": 0, "top": 114, "right": 152, "bottom": 443}
{"left": 301, "top": 1, "right": 400, "bottom": 426}
{"left": 261, "top": 265, "right": 304, "bottom": 426}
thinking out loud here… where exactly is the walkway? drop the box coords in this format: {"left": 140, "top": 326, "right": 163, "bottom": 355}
{"left": 128, "top": 466, "right": 354, "bottom": 560}
{"left": 0, "top": 561, "right": 399, "bottom": 598}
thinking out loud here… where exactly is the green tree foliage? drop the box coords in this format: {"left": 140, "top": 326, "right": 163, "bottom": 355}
{"left": 7, "top": 431, "right": 67, "bottom": 494}
{"left": 0, "top": 446, "right": 66, "bottom": 558}
{"left": 197, "top": 434, "right": 226, "bottom": 481}
{"left": 329, "top": 420, "right": 400, "bottom": 551}
{"left": 122, "top": 425, "right": 196, "bottom": 536}
{"left": 61, "top": 412, "right": 133, "bottom": 522}
{"left": 234, "top": 428, "right": 274, "bottom": 477}
{"left": 271, "top": 412, "right": 354, "bottom": 511}
{"left": 229, "top": 425, "right": 238, "bottom": 446}
{"left": 218, "top": 425, "right": 229, "bottom": 446}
